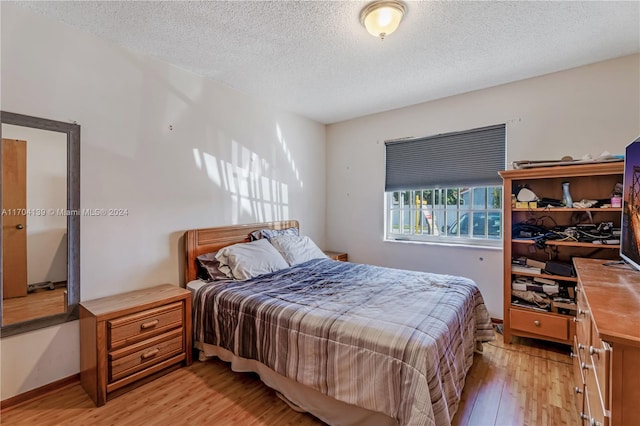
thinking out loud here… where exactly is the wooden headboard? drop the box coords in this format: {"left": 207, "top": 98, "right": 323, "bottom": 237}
{"left": 184, "top": 220, "right": 299, "bottom": 284}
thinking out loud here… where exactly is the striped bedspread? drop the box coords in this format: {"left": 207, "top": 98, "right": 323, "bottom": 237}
{"left": 193, "top": 258, "right": 494, "bottom": 426}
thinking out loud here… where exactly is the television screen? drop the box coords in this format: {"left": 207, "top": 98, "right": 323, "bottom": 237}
{"left": 621, "top": 137, "right": 640, "bottom": 271}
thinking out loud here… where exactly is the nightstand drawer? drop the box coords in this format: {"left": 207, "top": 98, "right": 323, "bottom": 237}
{"left": 323, "top": 251, "right": 348, "bottom": 262}
{"left": 108, "top": 302, "right": 183, "bottom": 350}
{"left": 109, "top": 329, "right": 184, "bottom": 382}
{"left": 333, "top": 253, "right": 348, "bottom": 262}
{"left": 510, "top": 308, "right": 569, "bottom": 341}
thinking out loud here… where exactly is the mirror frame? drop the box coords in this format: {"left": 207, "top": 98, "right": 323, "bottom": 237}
{"left": 0, "top": 111, "right": 80, "bottom": 337}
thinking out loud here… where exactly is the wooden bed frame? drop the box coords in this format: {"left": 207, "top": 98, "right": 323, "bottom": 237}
{"left": 183, "top": 220, "right": 299, "bottom": 284}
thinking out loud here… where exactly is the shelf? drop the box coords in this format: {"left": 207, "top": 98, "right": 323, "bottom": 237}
{"left": 512, "top": 207, "right": 622, "bottom": 213}
{"left": 510, "top": 305, "right": 573, "bottom": 319}
{"left": 511, "top": 271, "right": 577, "bottom": 282}
{"left": 499, "top": 162, "right": 624, "bottom": 179}
{"left": 512, "top": 239, "right": 620, "bottom": 249}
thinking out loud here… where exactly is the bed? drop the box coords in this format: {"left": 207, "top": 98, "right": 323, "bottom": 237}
{"left": 184, "top": 221, "right": 495, "bottom": 426}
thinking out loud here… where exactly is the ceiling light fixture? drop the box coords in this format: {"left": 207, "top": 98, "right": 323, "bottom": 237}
{"left": 360, "top": 0, "right": 407, "bottom": 40}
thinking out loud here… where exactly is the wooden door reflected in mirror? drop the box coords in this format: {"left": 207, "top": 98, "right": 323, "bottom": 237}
{"left": 2, "top": 138, "right": 28, "bottom": 300}
{"left": 2, "top": 127, "right": 68, "bottom": 325}
{"left": 0, "top": 111, "right": 80, "bottom": 336}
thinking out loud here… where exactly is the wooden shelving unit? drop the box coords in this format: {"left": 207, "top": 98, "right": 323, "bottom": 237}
{"left": 500, "top": 162, "right": 624, "bottom": 346}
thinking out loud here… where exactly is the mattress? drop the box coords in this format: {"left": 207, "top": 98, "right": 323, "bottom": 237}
{"left": 187, "top": 279, "right": 209, "bottom": 293}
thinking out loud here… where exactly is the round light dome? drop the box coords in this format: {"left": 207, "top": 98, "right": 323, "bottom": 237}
{"left": 360, "top": 1, "right": 407, "bottom": 40}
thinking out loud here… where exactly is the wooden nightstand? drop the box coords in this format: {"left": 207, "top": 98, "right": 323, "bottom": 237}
{"left": 79, "top": 284, "right": 192, "bottom": 406}
{"left": 324, "top": 251, "right": 348, "bottom": 262}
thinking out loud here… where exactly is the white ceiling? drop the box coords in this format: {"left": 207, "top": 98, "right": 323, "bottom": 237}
{"left": 16, "top": 1, "right": 640, "bottom": 124}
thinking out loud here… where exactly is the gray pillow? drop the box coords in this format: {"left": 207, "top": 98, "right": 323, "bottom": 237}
{"left": 196, "top": 251, "right": 232, "bottom": 281}
{"left": 250, "top": 227, "right": 299, "bottom": 242}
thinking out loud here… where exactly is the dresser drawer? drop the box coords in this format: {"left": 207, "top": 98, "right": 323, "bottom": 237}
{"left": 575, "top": 287, "right": 591, "bottom": 345}
{"left": 582, "top": 392, "right": 610, "bottom": 426}
{"left": 510, "top": 309, "right": 569, "bottom": 341}
{"left": 109, "top": 328, "right": 184, "bottom": 382}
{"left": 108, "top": 302, "right": 183, "bottom": 350}
{"left": 585, "top": 381, "right": 607, "bottom": 426}
{"left": 590, "top": 323, "right": 611, "bottom": 411}
{"left": 572, "top": 337, "right": 586, "bottom": 417}
{"left": 573, "top": 336, "right": 587, "bottom": 385}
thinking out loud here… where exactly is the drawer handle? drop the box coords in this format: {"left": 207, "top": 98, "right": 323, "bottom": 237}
{"left": 140, "top": 319, "right": 160, "bottom": 330}
{"left": 589, "top": 346, "right": 600, "bottom": 356}
{"left": 578, "top": 308, "right": 588, "bottom": 316}
{"left": 141, "top": 348, "right": 160, "bottom": 360}
{"left": 578, "top": 343, "right": 585, "bottom": 350}
{"left": 573, "top": 317, "right": 581, "bottom": 323}
{"left": 581, "top": 362, "right": 592, "bottom": 371}
{"left": 574, "top": 386, "right": 582, "bottom": 394}
{"left": 533, "top": 320, "right": 541, "bottom": 327}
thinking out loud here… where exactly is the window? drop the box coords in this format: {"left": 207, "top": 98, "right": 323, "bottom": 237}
{"left": 386, "top": 186, "right": 503, "bottom": 243}
{"left": 385, "top": 125, "right": 505, "bottom": 246}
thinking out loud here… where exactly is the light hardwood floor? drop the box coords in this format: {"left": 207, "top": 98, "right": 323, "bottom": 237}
{"left": 2, "top": 287, "right": 66, "bottom": 325}
{"left": 454, "top": 331, "right": 578, "bottom": 426}
{"left": 1, "top": 330, "right": 578, "bottom": 425}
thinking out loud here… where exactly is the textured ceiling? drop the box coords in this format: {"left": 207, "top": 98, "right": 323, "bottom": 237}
{"left": 16, "top": 1, "right": 640, "bottom": 124}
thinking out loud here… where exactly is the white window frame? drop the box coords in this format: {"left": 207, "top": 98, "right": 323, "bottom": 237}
{"left": 385, "top": 185, "right": 503, "bottom": 247}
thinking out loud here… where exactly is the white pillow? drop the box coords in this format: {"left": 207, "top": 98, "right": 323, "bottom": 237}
{"left": 269, "top": 235, "right": 328, "bottom": 266}
{"left": 215, "top": 239, "right": 289, "bottom": 280}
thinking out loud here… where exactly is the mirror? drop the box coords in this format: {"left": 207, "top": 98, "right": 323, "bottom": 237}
{"left": 0, "top": 111, "right": 80, "bottom": 336}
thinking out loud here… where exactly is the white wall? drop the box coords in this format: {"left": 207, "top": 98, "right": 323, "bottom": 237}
{"left": 326, "top": 54, "right": 640, "bottom": 319}
{"left": 2, "top": 1, "right": 639, "bottom": 403}
{"left": 0, "top": 322, "right": 79, "bottom": 399}
{"left": 0, "top": 4, "right": 326, "bottom": 400}
{"left": 2, "top": 124, "right": 67, "bottom": 285}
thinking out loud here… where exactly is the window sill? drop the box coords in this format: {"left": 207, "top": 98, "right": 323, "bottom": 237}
{"left": 384, "top": 237, "right": 503, "bottom": 250}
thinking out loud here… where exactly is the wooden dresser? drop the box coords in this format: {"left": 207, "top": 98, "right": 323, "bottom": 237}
{"left": 572, "top": 258, "right": 640, "bottom": 426}
{"left": 80, "top": 284, "right": 192, "bottom": 406}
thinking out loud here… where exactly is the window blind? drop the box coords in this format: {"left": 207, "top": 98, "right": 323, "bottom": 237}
{"left": 385, "top": 124, "right": 506, "bottom": 191}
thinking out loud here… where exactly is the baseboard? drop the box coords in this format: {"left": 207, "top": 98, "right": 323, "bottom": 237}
{"left": 0, "top": 373, "right": 80, "bottom": 412}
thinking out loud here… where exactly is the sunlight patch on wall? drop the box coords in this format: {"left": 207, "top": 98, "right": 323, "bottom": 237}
{"left": 276, "top": 123, "right": 303, "bottom": 189}
{"left": 192, "top": 141, "right": 289, "bottom": 223}
{"left": 203, "top": 152, "right": 222, "bottom": 187}
{"left": 192, "top": 148, "right": 202, "bottom": 169}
